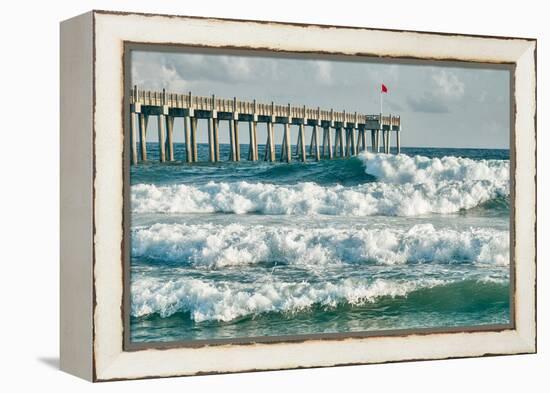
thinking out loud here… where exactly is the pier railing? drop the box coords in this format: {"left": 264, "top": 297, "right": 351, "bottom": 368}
{"left": 130, "top": 88, "right": 401, "bottom": 127}
{"left": 129, "top": 87, "right": 402, "bottom": 164}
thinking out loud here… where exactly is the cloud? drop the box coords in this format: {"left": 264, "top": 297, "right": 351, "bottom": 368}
{"left": 314, "top": 61, "right": 333, "bottom": 85}
{"left": 407, "top": 93, "right": 450, "bottom": 113}
{"left": 385, "top": 98, "right": 404, "bottom": 112}
{"left": 132, "top": 51, "right": 266, "bottom": 89}
{"left": 432, "top": 70, "right": 465, "bottom": 99}
{"left": 405, "top": 69, "right": 465, "bottom": 113}
{"left": 130, "top": 50, "right": 510, "bottom": 148}
{"left": 219, "top": 57, "right": 254, "bottom": 81}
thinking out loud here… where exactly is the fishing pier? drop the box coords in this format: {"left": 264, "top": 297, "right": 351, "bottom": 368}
{"left": 129, "top": 87, "right": 402, "bottom": 164}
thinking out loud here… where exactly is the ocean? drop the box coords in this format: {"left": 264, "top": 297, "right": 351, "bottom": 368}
{"left": 129, "top": 143, "right": 511, "bottom": 343}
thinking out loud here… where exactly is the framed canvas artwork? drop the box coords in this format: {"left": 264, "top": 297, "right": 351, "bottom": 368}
{"left": 60, "top": 10, "right": 537, "bottom": 381}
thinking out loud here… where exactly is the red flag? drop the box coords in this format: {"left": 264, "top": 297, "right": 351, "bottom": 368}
{"left": 381, "top": 84, "right": 388, "bottom": 93}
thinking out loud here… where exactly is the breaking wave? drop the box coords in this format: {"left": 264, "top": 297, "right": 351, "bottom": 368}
{"left": 131, "top": 153, "right": 509, "bottom": 216}
{"left": 130, "top": 276, "right": 508, "bottom": 322}
{"left": 360, "top": 152, "right": 509, "bottom": 185}
{"left": 132, "top": 223, "right": 509, "bottom": 268}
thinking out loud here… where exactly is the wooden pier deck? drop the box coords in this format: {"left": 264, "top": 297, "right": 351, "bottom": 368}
{"left": 129, "top": 86, "right": 402, "bottom": 164}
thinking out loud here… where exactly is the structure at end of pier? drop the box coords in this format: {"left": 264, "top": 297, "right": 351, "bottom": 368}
{"left": 129, "top": 86, "right": 402, "bottom": 164}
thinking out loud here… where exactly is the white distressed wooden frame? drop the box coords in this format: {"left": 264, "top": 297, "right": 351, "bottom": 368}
{"left": 60, "top": 10, "right": 536, "bottom": 382}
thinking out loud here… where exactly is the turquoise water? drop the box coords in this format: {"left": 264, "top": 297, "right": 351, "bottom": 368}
{"left": 130, "top": 144, "right": 511, "bottom": 343}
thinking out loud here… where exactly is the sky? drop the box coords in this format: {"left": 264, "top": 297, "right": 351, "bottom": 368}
{"left": 131, "top": 49, "right": 510, "bottom": 149}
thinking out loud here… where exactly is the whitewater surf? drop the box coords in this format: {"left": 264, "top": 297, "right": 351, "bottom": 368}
{"left": 129, "top": 144, "right": 511, "bottom": 343}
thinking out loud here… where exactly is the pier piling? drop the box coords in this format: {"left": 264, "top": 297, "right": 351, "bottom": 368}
{"left": 298, "top": 124, "right": 306, "bottom": 162}
{"left": 139, "top": 113, "right": 148, "bottom": 161}
{"left": 334, "top": 128, "right": 340, "bottom": 157}
{"left": 397, "top": 130, "right": 401, "bottom": 154}
{"left": 157, "top": 114, "right": 166, "bottom": 163}
{"left": 322, "top": 126, "right": 333, "bottom": 159}
{"left": 311, "top": 125, "right": 320, "bottom": 161}
{"left": 271, "top": 124, "right": 276, "bottom": 161}
{"left": 229, "top": 119, "right": 236, "bottom": 161}
{"left": 130, "top": 111, "right": 138, "bottom": 165}
{"left": 248, "top": 121, "right": 255, "bottom": 161}
{"left": 184, "top": 116, "right": 192, "bottom": 163}
{"left": 207, "top": 117, "right": 215, "bottom": 163}
{"left": 214, "top": 119, "right": 220, "bottom": 162}
{"left": 263, "top": 124, "right": 270, "bottom": 162}
{"left": 191, "top": 118, "right": 198, "bottom": 162}
{"left": 166, "top": 116, "right": 174, "bottom": 161}
{"left": 338, "top": 127, "right": 345, "bottom": 157}
{"left": 283, "top": 123, "right": 291, "bottom": 162}
{"left": 234, "top": 120, "right": 240, "bottom": 161}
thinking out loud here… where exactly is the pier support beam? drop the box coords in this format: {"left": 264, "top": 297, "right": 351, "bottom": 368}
{"left": 252, "top": 121, "right": 258, "bottom": 161}
{"left": 213, "top": 119, "right": 220, "bottom": 162}
{"left": 322, "top": 126, "right": 333, "bottom": 159}
{"left": 253, "top": 121, "right": 258, "bottom": 161}
{"left": 166, "top": 116, "right": 174, "bottom": 161}
{"left": 280, "top": 125, "right": 286, "bottom": 161}
{"left": 250, "top": 101, "right": 259, "bottom": 161}
{"left": 351, "top": 128, "right": 357, "bottom": 156}
{"left": 130, "top": 111, "right": 138, "bottom": 165}
{"left": 321, "top": 127, "right": 327, "bottom": 158}
{"left": 270, "top": 123, "right": 275, "bottom": 162}
{"left": 344, "top": 129, "right": 351, "bottom": 157}
{"left": 234, "top": 120, "right": 240, "bottom": 161}
{"left": 157, "top": 115, "right": 167, "bottom": 163}
{"left": 388, "top": 116, "right": 393, "bottom": 154}
{"left": 281, "top": 123, "right": 292, "bottom": 163}
{"left": 361, "top": 129, "right": 367, "bottom": 152}
{"left": 265, "top": 122, "right": 275, "bottom": 162}
{"left": 184, "top": 116, "right": 192, "bottom": 163}
{"left": 248, "top": 121, "right": 258, "bottom": 161}
{"left": 248, "top": 121, "right": 253, "bottom": 161}
{"left": 139, "top": 113, "right": 148, "bottom": 161}
{"left": 191, "top": 117, "right": 198, "bottom": 162}
{"left": 333, "top": 128, "right": 339, "bottom": 157}
{"left": 310, "top": 125, "right": 320, "bottom": 161}
{"left": 229, "top": 120, "right": 236, "bottom": 161}
{"left": 386, "top": 130, "right": 391, "bottom": 154}
{"left": 207, "top": 117, "right": 215, "bottom": 163}
{"left": 264, "top": 124, "right": 270, "bottom": 161}
{"left": 295, "top": 127, "right": 301, "bottom": 157}
{"left": 210, "top": 96, "right": 219, "bottom": 163}
{"left": 396, "top": 131, "right": 401, "bottom": 154}
{"left": 298, "top": 124, "right": 306, "bottom": 162}
{"left": 338, "top": 127, "right": 345, "bottom": 157}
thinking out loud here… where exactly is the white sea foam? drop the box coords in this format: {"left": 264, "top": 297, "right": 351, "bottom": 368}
{"left": 132, "top": 154, "right": 509, "bottom": 216}
{"left": 132, "top": 223, "right": 509, "bottom": 268}
{"left": 360, "top": 152, "right": 509, "bottom": 185}
{"left": 131, "top": 276, "right": 445, "bottom": 321}
{"left": 131, "top": 179, "right": 507, "bottom": 216}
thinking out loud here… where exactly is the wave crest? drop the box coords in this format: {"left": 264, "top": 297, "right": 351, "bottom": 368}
{"left": 360, "top": 152, "right": 509, "bottom": 185}
{"left": 132, "top": 179, "right": 508, "bottom": 217}
{"left": 131, "top": 276, "right": 443, "bottom": 321}
{"left": 131, "top": 276, "right": 509, "bottom": 322}
{"left": 132, "top": 151, "right": 508, "bottom": 217}
{"left": 132, "top": 223, "right": 509, "bottom": 268}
